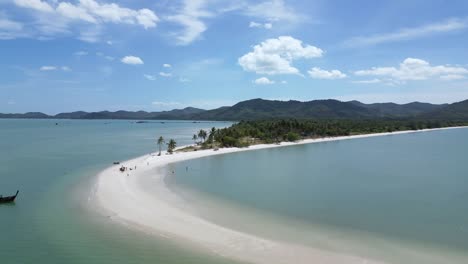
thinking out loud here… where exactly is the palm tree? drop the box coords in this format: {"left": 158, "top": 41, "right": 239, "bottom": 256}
{"left": 157, "top": 136, "right": 165, "bottom": 156}
{"left": 209, "top": 127, "right": 217, "bottom": 148}
{"left": 198, "top": 129, "right": 207, "bottom": 143}
{"left": 167, "top": 139, "right": 177, "bottom": 154}
{"left": 192, "top": 134, "right": 198, "bottom": 145}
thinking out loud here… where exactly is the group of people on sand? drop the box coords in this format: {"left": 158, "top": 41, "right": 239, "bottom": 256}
{"left": 119, "top": 165, "right": 137, "bottom": 176}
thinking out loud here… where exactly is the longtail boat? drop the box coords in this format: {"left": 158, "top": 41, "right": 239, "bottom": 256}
{"left": 0, "top": 190, "right": 19, "bottom": 204}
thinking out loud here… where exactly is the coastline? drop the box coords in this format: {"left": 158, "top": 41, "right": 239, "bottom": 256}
{"left": 91, "top": 126, "right": 467, "bottom": 264}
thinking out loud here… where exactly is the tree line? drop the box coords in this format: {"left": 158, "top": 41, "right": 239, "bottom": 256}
{"left": 157, "top": 119, "right": 468, "bottom": 151}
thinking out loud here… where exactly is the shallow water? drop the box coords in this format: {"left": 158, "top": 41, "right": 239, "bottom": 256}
{"left": 0, "top": 119, "right": 236, "bottom": 264}
{"left": 169, "top": 128, "right": 468, "bottom": 263}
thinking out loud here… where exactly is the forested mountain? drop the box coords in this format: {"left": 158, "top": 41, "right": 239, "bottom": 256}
{"left": 420, "top": 99, "right": 468, "bottom": 120}
{"left": 347, "top": 101, "right": 446, "bottom": 118}
{"left": 1, "top": 98, "right": 467, "bottom": 121}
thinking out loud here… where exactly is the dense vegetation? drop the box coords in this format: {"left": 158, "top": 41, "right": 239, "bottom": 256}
{"left": 2, "top": 98, "right": 468, "bottom": 121}
{"left": 194, "top": 119, "right": 468, "bottom": 148}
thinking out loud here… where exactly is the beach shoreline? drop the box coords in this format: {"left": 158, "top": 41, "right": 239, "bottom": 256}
{"left": 90, "top": 126, "right": 467, "bottom": 264}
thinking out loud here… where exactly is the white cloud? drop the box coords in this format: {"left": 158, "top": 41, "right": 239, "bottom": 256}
{"left": 56, "top": 2, "right": 97, "bottom": 23}
{"left": 166, "top": 0, "right": 213, "bottom": 45}
{"left": 136, "top": 9, "right": 159, "bottom": 29}
{"left": 308, "top": 67, "right": 346, "bottom": 79}
{"left": 254, "top": 77, "right": 275, "bottom": 85}
{"left": 11, "top": 0, "right": 159, "bottom": 41}
{"left": 0, "top": 16, "right": 25, "bottom": 39}
{"left": 121, "top": 56, "right": 144, "bottom": 65}
{"left": 163, "top": 63, "right": 172, "bottom": 68}
{"left": 40, "top": 66, "right": 57, "bottom": 71}
{"left": 144, "top": 74, "right": 157, "bottom": 81}
{"left": 238, "top": 36, "right": 323, "bottom": 75}
{"left": 346, "top": 18, "right": 468, "bottom": 47}
{"left": 159, "top": 72, "right": 172, "bottom": 77}
{"left": 77, "top": 26, "right": 101, "bottom": 42}
{"left": 244, "top": 0, "right": 303, "bottom": 24}
{"left": 249, "top": 21, "right": 272, "bottom": 29}
{"left": 355, "top": 58, "right": 468, "bottom": 82}
{"left": 40, "top": 65, "right": 71, "bottom": 71}
{"left": 14, "top": 0, "right": 54, "bottom": 13}
{"left": 352, "top": 78, "right": 381, "bottom": 84}
{"left": 0, "top": 17, "right": 23, "bottom": 31}
{"left": 165, "top": 0, "right": 301, "bottom": 45}
{"left": 440, "top": 74, "right": 466, "bottom": 80}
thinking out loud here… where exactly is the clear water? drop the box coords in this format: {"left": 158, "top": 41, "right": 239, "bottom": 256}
{"left": 170, "top": 128, "right": 468, "bottom": 263}
{"left": 0, "top": 119, "right": 238, "bottom": 264}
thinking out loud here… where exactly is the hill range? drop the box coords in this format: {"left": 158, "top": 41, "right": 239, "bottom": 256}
{"left": 1, "top": 98, "right": 468, "bottom": 121}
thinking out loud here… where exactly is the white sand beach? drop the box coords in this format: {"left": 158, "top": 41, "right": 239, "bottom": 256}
{"left": 92, "top": 127, "right": 466, "bottom": 264}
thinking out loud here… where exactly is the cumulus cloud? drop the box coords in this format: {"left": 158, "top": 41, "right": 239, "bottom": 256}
{"left": 121, "top": 56, "right": 144, "bottom": 65}
{"left": 163, "top": 63, "right": 172, "bottom": 68}
{"left": 15, "top": 0, "right": 159, "bottom": 28}
{"left": 355, "top": 58, "right": 468, "bottom": 82}
{"left": 249, "top": 21, "right": 272, "bottom": 29}
{"left": 159, "top": 72, "right": 172, "bottom": 77}
{"left": 143, "top": 74, "right": 157, "bottom": 81}
{"left": 11, "top": 0, "right": 159, "bottom": 41}
{"left": 14, "top": 0, "right": 54, "bottom": 13}
{"left": 308, "top": 67, "right": 346, "bottom": 79}
{"left": 238, "top": 36, "right": 323, "bottom": 75}
{"left": 345, "top": 18, "right": 468, "bottom": 47}
{"left": 254, "top": 77, "right": 275, "bottom": 85}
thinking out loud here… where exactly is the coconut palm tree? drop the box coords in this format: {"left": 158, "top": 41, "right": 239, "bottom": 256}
{"left": 167, "top": 139, "right": 177, "bottom": 154}
{"left": 198, "top": 129, "right": 207, "bottom": 143}
{"left": 157, "top": 136, "right": 165, "bottom": 156}
{"left": 209, "top": 127, "right": 217, "bottom": 148}
{"left": 192, "top": 134, "right": 198, "bottom": 145}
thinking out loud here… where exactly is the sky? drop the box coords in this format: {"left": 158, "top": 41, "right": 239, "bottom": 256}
{"left": 1, "top": 0, "right": 468, "bottom": 114}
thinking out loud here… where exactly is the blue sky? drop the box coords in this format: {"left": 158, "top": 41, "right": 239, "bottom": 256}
{"left": 1, "top": 0, "right": 468, "bottom": 114}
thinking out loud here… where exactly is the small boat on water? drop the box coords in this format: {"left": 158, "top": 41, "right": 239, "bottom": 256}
{"left": 0, "top": 190, "right": 19, "bottom": 204}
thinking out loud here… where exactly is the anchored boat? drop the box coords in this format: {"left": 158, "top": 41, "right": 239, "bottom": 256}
{"left": 0, "top": 190, "right": 19, "bottom": 204}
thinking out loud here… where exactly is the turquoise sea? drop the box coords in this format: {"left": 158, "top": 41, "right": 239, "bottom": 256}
{"left": 0, "top": 119, "right": 235, "bottom": 264}
{"left": 1, "top": 119, "right": 468, "bottom": 263}
{"left": 169, "top": 127, "right": 468, "bottom": 263}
